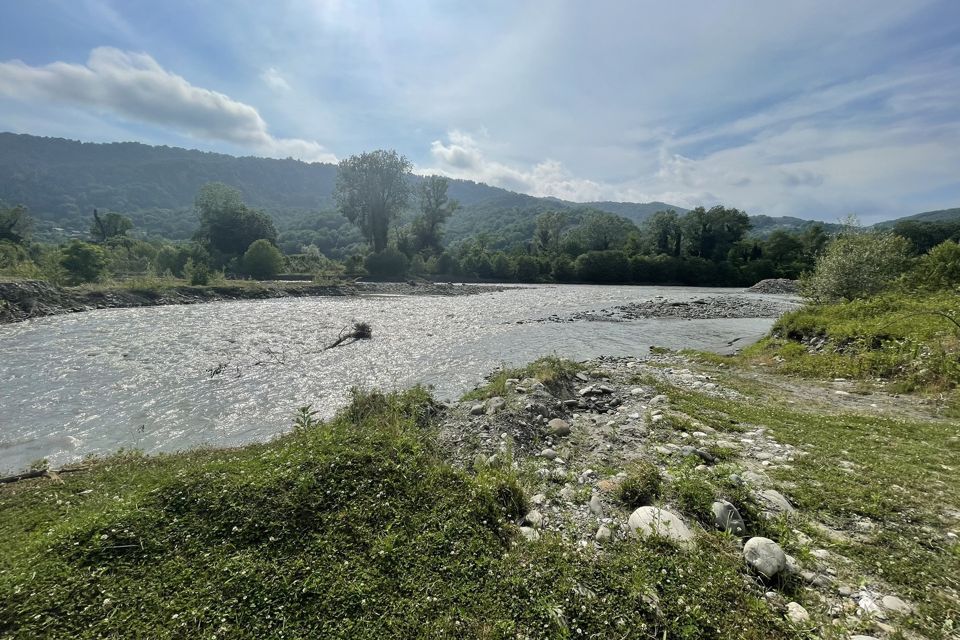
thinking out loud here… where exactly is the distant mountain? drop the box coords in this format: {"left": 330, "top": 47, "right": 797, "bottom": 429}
{"left": 748, "top": 214, "right": 843, "bottom": 237}
{"left": 876, "top": 207, "right": 960, "bottom": 227}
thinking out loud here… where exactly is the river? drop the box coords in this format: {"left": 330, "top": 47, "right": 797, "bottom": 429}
{"left": 0, "top": 284, "right": 789, "bottom": 473}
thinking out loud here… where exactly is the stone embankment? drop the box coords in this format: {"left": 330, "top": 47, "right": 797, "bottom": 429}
{"left": 0, "top": 280, "right": 504, "bottom": 324}
{"left": 439, "top": 354, "right": 916, "bottom": 639}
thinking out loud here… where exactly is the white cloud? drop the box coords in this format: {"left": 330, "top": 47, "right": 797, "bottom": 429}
{"left": 0, "top": 47, "right": 335, "bottom": 162}
{"left": 261, "top": 67, "right": 292, "bottom": 92}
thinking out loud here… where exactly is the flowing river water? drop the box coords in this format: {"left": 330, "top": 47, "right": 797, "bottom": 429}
{"left": 0, "top": 285, "right": 790, "bottom": 473}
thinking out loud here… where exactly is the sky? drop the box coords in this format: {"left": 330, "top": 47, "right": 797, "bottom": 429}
{"left": 1, "top": 1, "right": 959, "bottom": 222}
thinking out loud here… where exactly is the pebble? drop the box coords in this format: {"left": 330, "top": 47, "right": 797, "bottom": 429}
{"left": 589, "top": 494, "right": 603, "bottom": 516}
{"left": 518, "top": 526, "right": 540, "bottom": 542}
{"left": 595, "top": 525, "right": 612, "bottom": 543}
{"left": 540, "top": 448, "right": 558, "bottom": 460}
{"left": 881, "top": 595, "right": 911, "bottom": 614}
{"left": 470, "top": 404, "right": 485, "bottom": 415}
{"left": 711, "top": 500, "right": 746, "bottom": 535}
{"left": 523, "top": 510, "right": 543, "bottom": 529}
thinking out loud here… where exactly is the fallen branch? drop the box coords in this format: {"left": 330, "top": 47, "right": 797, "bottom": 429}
{"left": 1, "top": 466, "right": 89, "bottom": 485}
{"left": 324, "top": 321, "right": 373, "bottom": 350}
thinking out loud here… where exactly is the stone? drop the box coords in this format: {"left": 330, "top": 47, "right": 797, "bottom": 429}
{"left": 758, "top": 489, "right": 796, "bottom": 514}
{"left": 523, "top": 510, "right": 543, "bottom": 529}
{"left": 628, "top": 506, "right": 694, "bottom": 546}
{"left": 548, "top": 418, "right": 571, "bottom": 436}
{"left": 559, "top": 486, "right": 575, "bottom": 501}
{"left": 518, "top": 526, "right": 540, "bottom": 542}
{"left": 785, "top": 602, "right": 809, "bottom": 624}
{"left": 595, "top": 525, "right": 612, "bottom": 543}
{"left": 850, "top": 637, "right": 879, "bottom": 640}
{"left": 881, "top": 595, "right": 911, "bottom": 614}
{"left": 589, "top": 494, "right": 603, "bottom": 516}
{"left": 531, "top": 493, "right": 547, "bottom": 506}
{"left": 743, "top": 537, "right": 787, "bottom": 578}
{"left": 575, "top": 372, "right": 590, "bottom": 382}
{"left": 649, "top": 394, "right": 668, "bottom": 406}
{"left": 711, "top": 500, "right": 746, "bottom": 535}
{"left": 485, "top": 396, "right": 506, "bottom": 414}
{"left": 540, "top": 448, "right": 558, "bottom": 460}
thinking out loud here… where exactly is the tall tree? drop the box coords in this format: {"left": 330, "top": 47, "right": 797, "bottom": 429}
{"left": 576, "top": 212, "right": 637, "bottom": 251}
{"left": 335, "top": 150, "right": 412, "bottom": 253}
{"left": 194, "top": 183, "right": 277, "bottom": 264}
{"left": 643, "top": 210, "right": 683, "bottom": 256}
{"left": 682, "top": 206, "right": 751, "bottom": 260}
{"left": 0, "top": 204, "right": 30, "bottom": 244}
{"left": 90, "top": 209, "right": 133, "bottom": 242}
{"left": 411, "top": 175, "right": 458, "bottom": 254}
{"left": 533, "top": 211, "right": 568, "bottom": 255}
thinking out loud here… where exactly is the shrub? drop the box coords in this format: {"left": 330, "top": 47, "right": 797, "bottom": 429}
{"left": 242, "top": 239, "right": 284, "bottom": 279}
{"left": 60, "top": 240, "right": 108, "bottom": 284}
{"left": 801, "top": 227, "right": 912, "bottom": 302}
{"left": 902, "top": 240, "right": 960, "bottom": 292}
{"left": 364, "top": 247, "right": 409, "bottom": 279}
{"left": 616, "top": 460, "right": 663, "bottom": 508}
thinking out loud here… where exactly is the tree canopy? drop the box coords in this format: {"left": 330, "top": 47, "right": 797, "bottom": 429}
{"left": 194, "top": 183, "right": 278, "bottom": 265}
{"left": 335, "top": 150, "right": 412, "bottom": 252}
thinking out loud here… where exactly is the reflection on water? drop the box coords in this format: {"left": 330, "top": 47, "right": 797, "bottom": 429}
{"left": 0, "top": 284, "right": 784, "bottom": 472}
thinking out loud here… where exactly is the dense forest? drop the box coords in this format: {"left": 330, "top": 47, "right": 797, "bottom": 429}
{"left": 2, "top": 133, "right": 958, "bottom": 288}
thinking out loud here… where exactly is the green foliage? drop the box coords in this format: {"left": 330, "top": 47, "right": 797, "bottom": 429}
{"left": 463, "top": 356, "right": 583, "bottom": 401}
{"left": 194, "top": 183, "right": 278, "bottom": 266}
{"left": 89, "top": 210, "right": 133, "bottom": 242}
{"left": 0, "top": 204, "right": 30, "bottom": 244}
{"left": 901, "top": 240, "right": 960, "bottom": 292}
{"left": 668, "top": 464, "right": 716, "bottom": 523}
{"left": 746, "top": 290, "right": 960, "bottom": 390}
{"left": 410, "top": 175, "right": 458, "bottom": 254}
{"left": 0, "top": 386, "right": 794, "bottom": 638}
{"left": 335, "top": 150, "right": 412, "bottom": 252}
{"left": 574, "top": 250, "right": 630, "bottom": 282}
{"left": 241, "top": 239, "right": 285, "bottom": 279}
{"left": 364, "top": 247, "right": 410, "bottom": 279}
{"left": 59, "top": 240, "right": 108, "bottom": 284}
{"left": 616, "top": 460, "right": 663, "bottom": 508}
{"left": 801, "top": 226, "right": 913, "bottom": 302}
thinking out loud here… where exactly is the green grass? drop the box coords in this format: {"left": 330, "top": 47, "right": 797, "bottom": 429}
{"left": 615, "top": 460, "right": 663, "bottom": 509}
{"left": 1, "top": 386, "right": 794, "bottom": 639}
{"left": 462, "top": 356, "right": 584, "bottom": 401}
{"left": 664, "top": 385, "right": 960, "bottom": 639}
{"left": 741, "top": 291, "right": 960, "bottom": 391}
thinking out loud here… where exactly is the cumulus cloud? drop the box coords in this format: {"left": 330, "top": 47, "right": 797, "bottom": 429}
{"left": 0, "top": 48, "right": 335, "bottom": 162}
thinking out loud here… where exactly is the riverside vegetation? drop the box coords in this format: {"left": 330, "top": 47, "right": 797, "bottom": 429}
{"left": 2, "top": 222, "right": 959, "bottom": 638}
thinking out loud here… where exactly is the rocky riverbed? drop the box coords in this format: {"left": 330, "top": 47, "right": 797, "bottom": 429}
{"left": 534, "top": 294, "right": 799, "bottom": 323}
{"left": 436, "top": 353, "right": 937, "bottom": 639}
{"left": 0, "top": 279, "right": 507, "bottom": 324}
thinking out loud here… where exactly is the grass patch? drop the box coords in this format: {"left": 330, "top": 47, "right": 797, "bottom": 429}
{"left": 0, "top": 387, "right": 796, "bottom": 639}
{"left": 615, "top": 460, "right": 663, "bottom": 509}
{"left": 664, "top": 384, "right": 960, "bottom": 638}
{"left": 462, "top": 356, "right": 584, "bottom": 401}
{"left": 741, "top": 291, "right": 960, "bottom": 391}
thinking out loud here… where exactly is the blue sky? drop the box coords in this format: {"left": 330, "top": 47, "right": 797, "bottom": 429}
{"left": 1, "top": 0, "right": 959, "bottom": 221}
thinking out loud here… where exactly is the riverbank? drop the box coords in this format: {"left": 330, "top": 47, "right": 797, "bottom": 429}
{"left": 0, "top": 279, "right": 508, "bottom": 324}
{"left": 2, "top": 351, "right": 956, "bottom": 638}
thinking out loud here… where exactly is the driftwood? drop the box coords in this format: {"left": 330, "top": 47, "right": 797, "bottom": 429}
{"left": 324, "top": 322, "right": 372, "bottom": 350}
{"left": 1, "top": 466, "right": 89, "bottom": 485}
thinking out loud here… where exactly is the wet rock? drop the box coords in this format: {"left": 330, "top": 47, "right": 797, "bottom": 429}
{"left": 711, "top": 500, "right": 746, "bottom": 535}
{"left": 628, "top": 507, "right": 694, "bottom": 545}
{"left": 743, "top": 537, "right": 787, "bottom": 578}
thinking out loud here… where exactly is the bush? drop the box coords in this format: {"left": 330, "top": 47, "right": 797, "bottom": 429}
{"left": 616, "top": 460, "right": 663, "bottom": 508}
{"left": 242, "top": 239, "right": 285, "bottom": 279}
{"left": 60, "top": 240, "right": 108, "bottom": 284}
{"left": 364, "top": 247, "right": 409, "bottom": 279}
{"left": 574, "top": 250, "right": 630, "bottom": 283}
{"left": 902, "top": 240, "right": 960, "bottom": 292}
{"left": 801, "top": 228, "right": 912, "bottom": 302}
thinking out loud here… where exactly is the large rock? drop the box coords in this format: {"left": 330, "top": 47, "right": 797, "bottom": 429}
{"left": 785, "top": 601, "right": 809, "bottom": 624}
{"left": 757, "top": 489, "right": 796, "bottom": 514}
{"left": 628, "top": 507, "right": 694, "bottom": 545}
{"left": 547, "top": 418, "right": 571, "bottom": 436}
{"left": 711, "top": 500, "right": 746, "bottom": 535}
{"left": 743, "top": 537, "right": 787, "bottom": 578}
{"left": 485, "top": 396, "right": 506, "bottom": 414}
